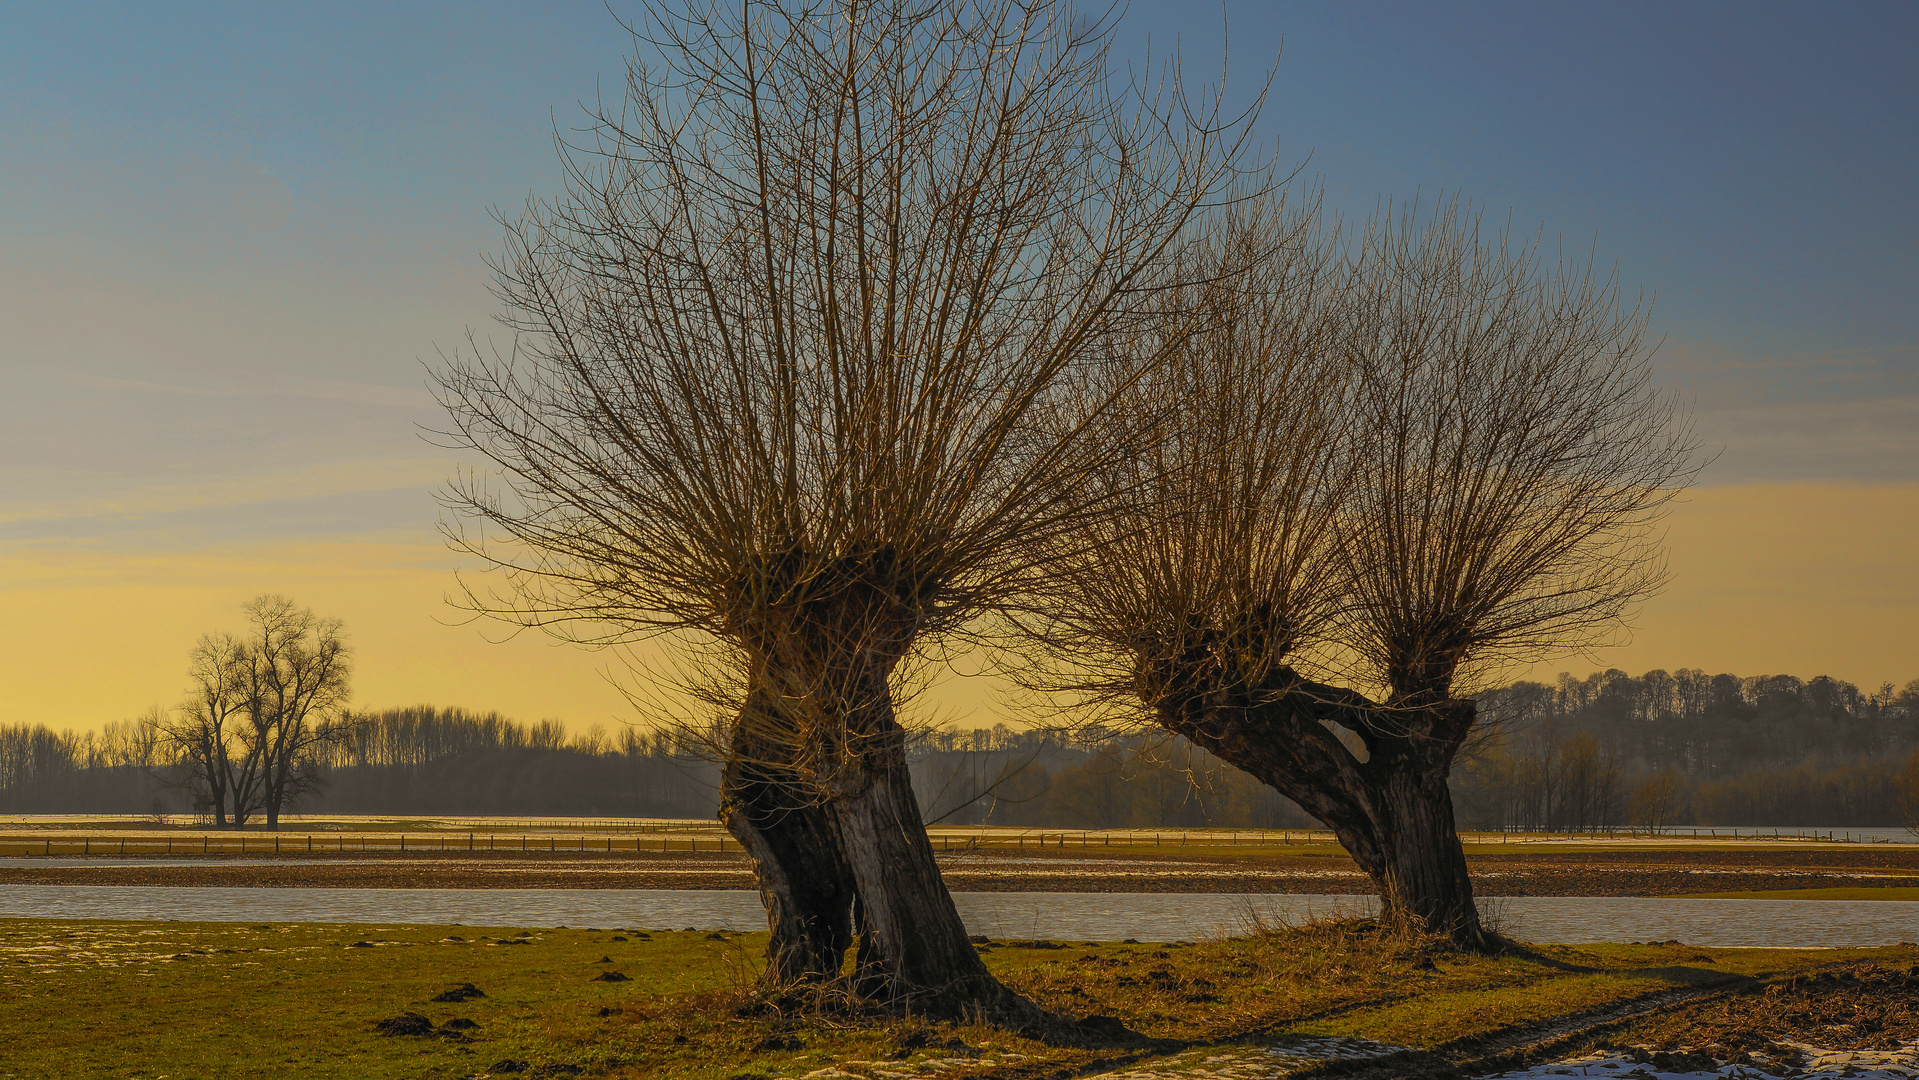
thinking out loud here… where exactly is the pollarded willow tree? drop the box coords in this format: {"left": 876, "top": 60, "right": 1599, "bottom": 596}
{"left": 1025, "top": 198, "right": 1696, "bottom": 949}
{"left": 432, "top": 0, "right": 1261, "bottom": 1017}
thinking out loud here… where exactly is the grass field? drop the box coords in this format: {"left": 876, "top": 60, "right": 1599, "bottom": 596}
{"left": 2, "top": 917, "right": 1909, "bottom": 1080}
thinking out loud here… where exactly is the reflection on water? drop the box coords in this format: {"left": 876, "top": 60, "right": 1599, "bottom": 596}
{"left": 2, "top": 887, "right": 1915, "bottom": 946}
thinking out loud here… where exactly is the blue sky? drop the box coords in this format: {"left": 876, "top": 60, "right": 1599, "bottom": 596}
{"left": 2, "top": 1, "right": 1915, "bottom": 723}
{"left": 4, "top": 0, "right": 1913, "bottom": 539}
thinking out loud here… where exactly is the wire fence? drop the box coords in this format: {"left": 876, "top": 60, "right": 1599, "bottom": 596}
{"left": 0, "top": 822, "right": 1909, "bottom": 858}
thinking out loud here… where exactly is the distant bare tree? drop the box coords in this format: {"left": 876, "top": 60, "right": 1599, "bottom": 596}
{"left": 1631, "top": 769, "right": 1686, "bottom": 831}
{"left": 161, "top": 631, "right": 263, "bottom": 827}
{"left": 431, "top": 0, "right": 1260, "bottom": 1016}
{"left": 159, "top": 596, "right": 354, "bottom": 829}
{"left": 1024, "top": 197, "right": 1696, "bottom": 949}
{"left": 239, "top": 595, "right": 354, "bottom": 829}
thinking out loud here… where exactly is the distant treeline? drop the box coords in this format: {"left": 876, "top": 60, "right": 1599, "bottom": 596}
{"left": 0, "top": 707, "right": 1312, "bottom": 827}
{"left": 0, "top": 707, "right": 715, "bottom": 819}
{"left": 1455, "top": 669, "right": 1919, "bottom": 830}
{"left": 4, "top": 669, "right": 1916, "bottom": 829}
{"left": 0, "top": 718, "right": 168, "bottom": 814}
{"left": 908, "top": 728, "right": 1316, "bottom": 830}
{"left": 308, "top": 707, "right": 716, "bottom": 817}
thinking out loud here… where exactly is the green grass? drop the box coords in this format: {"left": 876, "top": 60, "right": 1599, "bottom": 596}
{"left": 0, "top": 918, "right": 1909, "bottom": 1080}
{"left": 1672, "top": 886, "right": 1919, "bottom": 901}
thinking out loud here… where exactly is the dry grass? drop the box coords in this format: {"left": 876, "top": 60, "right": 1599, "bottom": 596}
{"left": 1, "top": 916, "right": 1910, "bottom": 1079}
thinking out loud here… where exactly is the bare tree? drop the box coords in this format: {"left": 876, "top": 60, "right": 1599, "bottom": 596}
{"left": 158, "top": 596, "right": 353, "bottom": 829}
{"left": 1631, "top": 769, "right": 1685, "bottom": 831}
{"left": 161, "top": 631, "right": 264, "bottom": 827}
{"left": 239, "top": 595, "right": 354, "bottom": 829}
{"left": 432, "top": 0, "right": 1258, "bottom": 1016}
{"left": 1023, "top": 197, "right": 1696, "bottom": 949}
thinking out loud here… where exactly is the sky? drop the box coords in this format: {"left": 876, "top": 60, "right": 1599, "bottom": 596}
{"left": 2, "top": 1, "right": 1915, "bottom": 734}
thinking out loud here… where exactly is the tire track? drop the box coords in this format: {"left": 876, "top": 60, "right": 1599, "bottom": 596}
{"left": 1004, "top": 964, "right": 1840, "bottom": 1080}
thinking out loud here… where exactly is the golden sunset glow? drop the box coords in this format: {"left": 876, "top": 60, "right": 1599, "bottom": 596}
{"left": 1, "top": 481, "right": 1910, "bottom": 735}
{"left": 0, "top": 540, "right": 631, "bottom": 732}
{"left": 1511, "top": 482, "right": 1919, "bottom": 689}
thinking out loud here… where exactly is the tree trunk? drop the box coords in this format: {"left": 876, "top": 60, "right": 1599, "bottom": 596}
{"left": 1163, "top": 684, "right": 1493, "bottom": 951}
{"left": 265, "top": 761, "right": 293, "bottom": 830}
{"left": 1361, "top": 750, "right": 1490, "bottom": 949}
{"left": 720, "top": 683, "right": 860, "bottom": 987}
{"left": 720, "top": 584, "right": 1048, "bottom": 1023}
{"left": 722, "top": 754, "right": 858, "bottom": 985}
{"left": 826, "top": 661, "right": 1042, "bottom": 1021}
{"left": 207, "top": 766, "right": 229, "bottom": 828}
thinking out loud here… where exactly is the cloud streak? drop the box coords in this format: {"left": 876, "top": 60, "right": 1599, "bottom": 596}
{"left": 0, "top": 456, "right": 452, "bottom": 531}
{"left": 1693, "top": 395, "right": 1919, "bottom": 485}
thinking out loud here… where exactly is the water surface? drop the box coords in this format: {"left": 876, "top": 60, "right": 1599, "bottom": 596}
{"left": 1, "top": 886, "right": 1914, "bottom": 946}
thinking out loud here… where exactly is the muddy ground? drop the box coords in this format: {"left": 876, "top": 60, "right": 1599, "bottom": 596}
{"left": 1579, "top": 961, "right": 1919, "bottom": 1075}
{"left": 2, "top": 844, "right": 1917, "bottom": 894}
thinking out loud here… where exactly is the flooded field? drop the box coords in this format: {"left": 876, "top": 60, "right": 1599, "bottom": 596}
{"left": 3, "top": 885, "right": 1915, "bottom": 946}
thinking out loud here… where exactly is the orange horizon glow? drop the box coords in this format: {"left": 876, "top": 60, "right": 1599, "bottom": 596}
{"left": 2, "top": 480, "right": 1913, "bottom": 738}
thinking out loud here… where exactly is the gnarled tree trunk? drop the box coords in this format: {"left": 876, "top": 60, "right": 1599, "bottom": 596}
{"left": 723, "top": 602, "right": 1047, "bottom": 1021}
{"left": 722, "top": 688, "right": 859, "bottom": 986}
{"left": 1361, "top": 730, "right": 1489, "bottom": 948}
{"left": 824, "top": 654, "right": 1043, "bottom": 1021}
{"left": 832, "top": 718, "right": 1035, "bottom": 1017}
{"left": 1159, "top": 671, "right": 1492, "bottom": 950}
